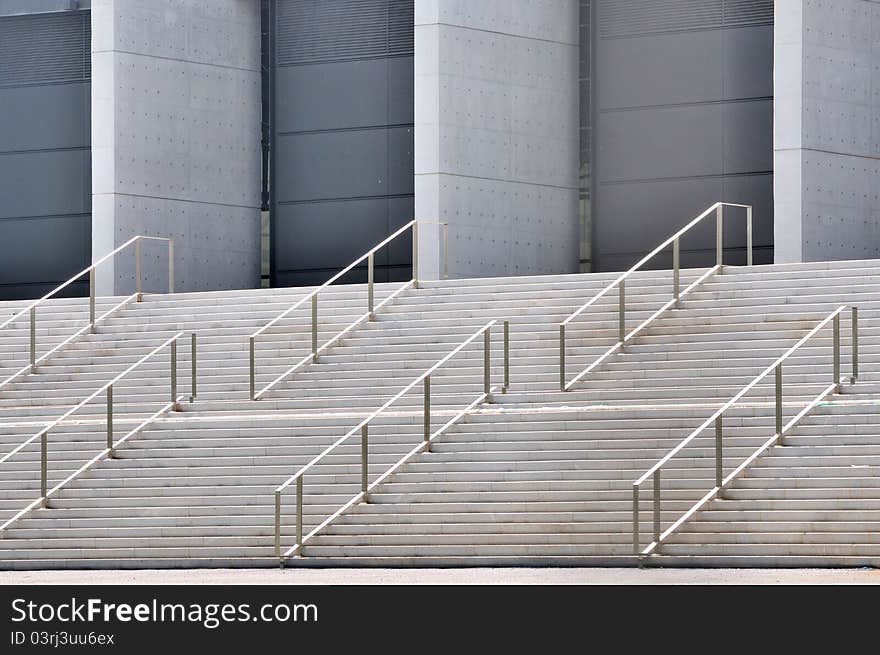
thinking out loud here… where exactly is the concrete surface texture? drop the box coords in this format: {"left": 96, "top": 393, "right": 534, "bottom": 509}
{"left": 90, "top": 0, "right": 262, "bottom": 295}
{"left": 774, "top": 0, "right": 880, "bottom": 263}
{"left": 0, "top": 568, "right": 878, "bottom": 585}
{"left": 414, "top": 0, "right": 580, "bottom": 279}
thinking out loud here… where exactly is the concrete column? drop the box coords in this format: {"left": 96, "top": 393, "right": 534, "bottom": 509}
{"left": 774, "top": 0, "right": 880, "bottom": 263}
{"left": 91, "top": 0, "right": 261, "bottom": 295}
{"left": 415, "top": 0, "right": 580, "bottom": 280}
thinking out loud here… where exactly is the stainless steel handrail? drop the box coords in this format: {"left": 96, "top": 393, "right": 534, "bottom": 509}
{"left": 273, "top": 319, "right": 509, "bottom": 561}
{"left": 249, "top": 220, "right": 423, "bottom": 401}
{"left": 0, "top": 235, "right": 174, "bottom": 392}
{"left": 0, "top": 331, "right": 196, "bottom": 534}
{"left": 632, "top": 305, "right": 858, "bottom": 557}
{"left": 559, "top": 202, "right": 752, "bottom": 391}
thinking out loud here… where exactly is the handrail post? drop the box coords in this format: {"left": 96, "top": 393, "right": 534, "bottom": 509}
{"left": 40, "top": 431, "right": 48, "bottom": 507}
{"left": 652, "top": 471, "right": 660, "bottom": 546}
{"left": 833, "top": 313, "right": 841, "bottom": 388}
{"left": 311, "top": 294, "right": 318, "bottom": 363}
{"left": 852, "top": 306, "right": 859, "bottom": 383}
{"left": 367, "top": 252, "right": 375, "bottom": 319}
{"left": 746, "top": 205, "right": 753, "bottom": 267}
{"left": 775, "top": 363, "right": 783, "bottom": 436}
{"left": 89, "top": 268, "right": 96, "bottom": 334}
{"left": 442, "top": 222, "right": 449, "bottom": 279}
{"left": 274, "top": 491, "right": 281, "bottom": 558}
{"left": 412, "top": 222, "right": 419, "bottom": 288}
{"left": 168, "top": 238, "right": 174, "bottom": 293}
{"left": 106, "top": 385, "right": 114, "bottom": 452}
{"left": 618, "top": 280, "right": 626, "bottom": 345}
{"left": 716, "top": 204, "right": 724, "bottom": 267}
{"left": 170, "top": 337, "right": 178, "bottom": 408}
{"left": 633, "top": 485, "right": 640, "bottom": 555}
{"left": 423, "top": 375, "right": 431, "bottom": 449}
{"left": 295, "top": 477, "right": 303, "bottom": 555}
{"left": 559, "top": 324, "right": 566, "bottom": 391}
{"left": 361, "top": 424, "right": 369, "bottom": 497}
{"left": 503, "top": 320, "right": 510, "bottom": 393}
{"left": 672, "top": 237, "right": 680, "bottom": 308}
{"left": 249, "top": 336, "right": 256, "bottom": 401}
{"left": 190, "top": 332, "right": 197, "bottom": 401}
{"left": 483, "top": 325, "right": 491, "bottom": 397}
{"left": 135, "top": 237, "right": 142, "bottom": 297}
{"left": 29, "top": 306, "right": 36, "bottom": 372}
{"left": 715, "top": 415, "right": 723, "bottom": 489}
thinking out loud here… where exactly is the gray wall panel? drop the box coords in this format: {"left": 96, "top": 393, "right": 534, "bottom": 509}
{"left": 592, "top": 0, "right": 773, "bottom": 271}
{"left": 272, "top": 0, "right": 414, "bottom": 286}
{"left": 0, "top": 10, "right": 91, "bottom": 299}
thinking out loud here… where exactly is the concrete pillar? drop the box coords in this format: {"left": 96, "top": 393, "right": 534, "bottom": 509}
{"left": 774, "top": 0, "right": 880, "bottom": 263}
{"left": 91, "top": 0, "right": 261, "bottom": 295}
{"left": 415, "top": 0, "right": 580, "bottom": 280}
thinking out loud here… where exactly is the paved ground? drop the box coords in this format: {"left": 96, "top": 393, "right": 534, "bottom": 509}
{"left": 1, "top": 568, "right": 879, "bottom": 585}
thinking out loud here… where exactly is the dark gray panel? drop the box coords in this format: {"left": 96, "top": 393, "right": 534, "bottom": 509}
{"left": 0, "top": 9, "right": 91, "bottom": 300}
{"left": 386, "top": 56, "right": 414, "bottom": 125}
{"left": 597, "top": 105, "right": 723, "bottom": 182}
{"left": 0, "top": 82, "right": 90, "bottom": 152}
{"left": 593, "top": 0, "right": 773, "bottom": 271}
{"left": 0, "top": 150, "right": 90, "bottom": 219}
{"left": 275, "top": 59, "right": 390, "bottom": 133}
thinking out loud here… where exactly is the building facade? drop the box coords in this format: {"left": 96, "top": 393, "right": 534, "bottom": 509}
{"left": 0, "top": 0, "right": 877, "bottom": 300}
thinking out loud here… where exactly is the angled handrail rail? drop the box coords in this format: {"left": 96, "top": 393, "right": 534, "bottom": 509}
{"left": 273, "top": 319, "right": 510, "bottom": 561}
{"left": 632, "top": 305, "right": 858, "bottom": 557}
{"left": 0, "top": 331, "right": 196, "bottom": 534}
{"left": 559, "top": 202, "right": 752, "bottom": 391}
{"left": 0, "top": 235, "right": 173, "bottom": 392}
{"left": 249, "top": 220, "right": 425, "bottom": 401}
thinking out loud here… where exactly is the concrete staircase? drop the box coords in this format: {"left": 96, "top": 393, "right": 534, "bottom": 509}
{"left": 0, "top": 259, "right": 878, "bottom": 568}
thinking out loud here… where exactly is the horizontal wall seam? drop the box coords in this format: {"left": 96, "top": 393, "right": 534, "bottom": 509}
{"left": 277, "top": 122, "right": 414, "bottom": 137}
{"left": 0, "top": 146, "right": 89, "bottom": 157}
{"left": 428, "top": 21, "right": 578, "bottom": 47}
{"left": 599, "top": 171, "right": 773, "bottom": 186}
{"left": 93, "top": 192, "right": 260, "bottom": 212}
{"left": 277, "top": 193, "right": 414, "bottom": 206}
{"left": 600, "top": 96, "right": 773, "bottom": 113}
{"left": 415, "top": 172, "right": 578, "bottom": 193}
{"left": 89, "top": 48, "right": 260, "bottom": 73}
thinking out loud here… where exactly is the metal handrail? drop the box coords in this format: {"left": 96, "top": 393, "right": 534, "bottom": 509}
{"left": 0, "top": 235, "right": 174, "bottom": 392}
{"left": 249, "top": 220, "right": 423, "bottom": 401}
{"left": 559, "top": 202, "right": 752, "bottom": 391}
{"left": 274, "top": 319, "right": 510, "bottom": 561}
{"left": 0, "top": 331, "right": 196, "bottom": 534}
{"left": 632, "top": 305, "right": 858, "bottom": 557}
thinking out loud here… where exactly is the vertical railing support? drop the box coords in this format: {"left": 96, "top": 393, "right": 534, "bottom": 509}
{"left": 672, "top": 237, "right": 680, "bottom": 308}
{"left": 367, "top": 252, "right": 374, "bottom": 319}
{"left": 311, "top": 294, "right": 318, "bottom": 363}
{"left": 249, "top": 336, "right": 255, "bottom": 401}
{"left": 412, "top": 222, "right": 419, "bottom": 288}
{"left": 716, "top": 204, "right": 724, "bottom": 267}
{"left": 274, "top": 491, "right": 281, "bottom": 558}
{"left": 168, "top": 239, "right": 175, "bottom": 293}
{"left": 442, "top": 222, "right": 449, "bottom": 280}
{"left": 618, "top": 280, "right": 626, "bottom": 345}
{"left": 190, "top": 333, "right": 197, "bottom": 401}
{"left": 483, "top": 326, "right": 491, "bottom": 397}
{"left": 170, "top": 337, "right": 178, "bottom": 407}
{"left": 503, "top": 320, "right": 510, "bottom": 393}
{"left": 833, "top": 313, "right": 841, "bottom": 388}
{"left": 295, "top": 477, "right": 303, "bottom": 554}
{"left": 852, "top": 306, "right": 859, "bottom": 383}
{"left": 135, "top": 237, "right": 142, "bottom": 296}
{"left": 40, "top": 431, "right": 48, "bottom": 507}
{"left": 559, "top": 324, "right": 566, "bottom": 391}
{"left": 652, "top": 471, "right": 660, "bottom": 546}
{"left": 633, "top": 485, "right": 640, "bottom": 555}
{"left": 775, "top": 364, "right": 783, "bottom": 436}
{"left": 746, "top": 206, "right": 753, "bottom": 267}
{"left": 423, "top": 375, "right": 431, "bottom": 449}
{"left": 715, "top": 415, "right": 723, "bottom": 489}
{"left": 361, "top": 424, "right": 369, "bottom": 497}
{"left": 89, "top": 268, "right": 96, "bottom": 333}
{"left": 106, "top": 385, "right": 114, "bottom": 452}
{"left": 29, "top": 306, "right": 36, "bottom": 372}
